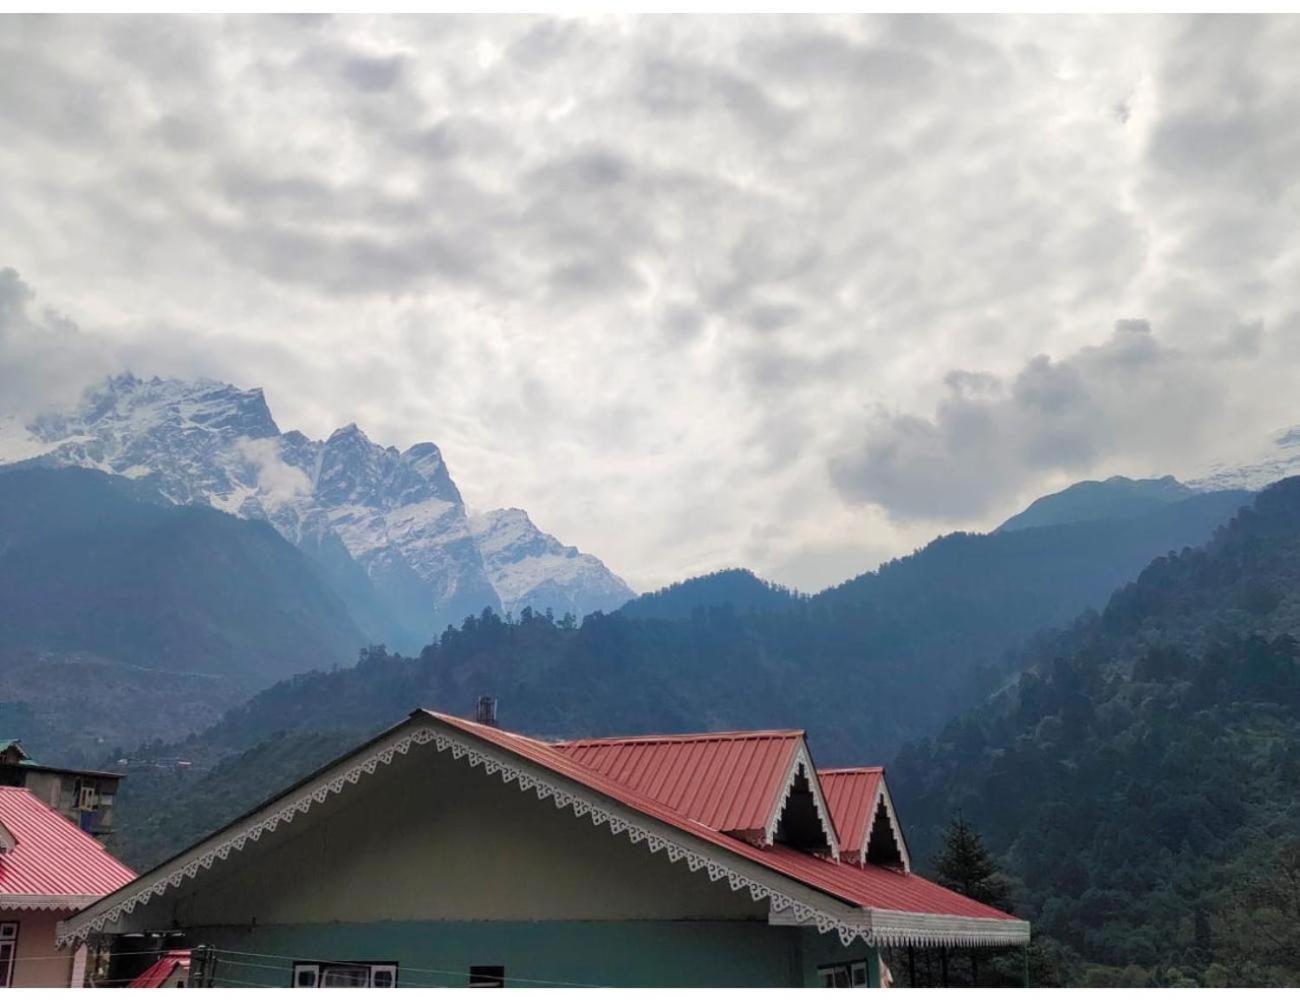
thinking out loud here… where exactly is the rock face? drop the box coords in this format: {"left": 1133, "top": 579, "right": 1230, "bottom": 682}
{"left": 469, "top": 508, "right": 635, "bottom": 619}
{"left": 2, "top": 374, "right": 634, "bottom": 646}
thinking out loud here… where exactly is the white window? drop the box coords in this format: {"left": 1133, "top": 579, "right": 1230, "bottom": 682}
{"left": 0, "top": 923, "right": 18, "bottom": 989}
{"left": 817, "top": 960, "right": 868, "bottom": 988}
{"left": 292, "top": 962, "right": 397, "bottom": 988}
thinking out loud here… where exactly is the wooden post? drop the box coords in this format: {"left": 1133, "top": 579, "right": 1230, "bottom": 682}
{"left": 907, "top": 945, "right": 916, "bottom": 988}
{"left": 1023, "top": 943, "right": 1030, "bottom": 988}
{"left": 941, "top": 948, "right": 949, "bottom": 987}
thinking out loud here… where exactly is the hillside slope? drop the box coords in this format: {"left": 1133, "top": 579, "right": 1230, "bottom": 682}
{"left": 0, "top": 466, "right": 367, "bottom": 686}
{"left": 618, "top": 568, "right": 803, "bottom": 620}
{"left": 996, "top": 475, "right": 1197, "bottom": 532}
{"left": 891, "top": 477, "right": 1300, "bottom": 985}
{"left": 107, "top": 482, "right": 1258, "bottom": 871}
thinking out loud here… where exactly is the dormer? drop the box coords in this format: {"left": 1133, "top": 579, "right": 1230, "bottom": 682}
{"left": 765, "top": 739, "right": 840, "bottom": 859}
{"left": 552, "top": 729, "right": 840, "bottom": 860}
{"left": 818, "top": 767, "right": 911, "bottom": 871}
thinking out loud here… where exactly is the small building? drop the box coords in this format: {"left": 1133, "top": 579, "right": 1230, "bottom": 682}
{"left": 129, "top": 949, "right": 191, "bottom": 988}
{"left": 59, "top": 711, "right": 1029, "bottom": 987}
{"left": 0, "top": 740, "right": 124, "bottom": 839}
{"left": 0, "top": 786, "right": 135, "bottom": 987}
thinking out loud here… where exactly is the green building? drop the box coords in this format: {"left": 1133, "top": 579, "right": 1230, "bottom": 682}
{"left": 60, "top": 710, "right": 1028, "bottom": 987}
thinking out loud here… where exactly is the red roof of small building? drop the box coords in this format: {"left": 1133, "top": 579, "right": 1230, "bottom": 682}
{"left": 430, "top": 713, "right": 1014, "bottom": 924}
{"left": 553, "top": 730, "right": 804, "bottom": 837}
{"left": 0, "top": 786, "right": 136, "bottom": 904}
{"left": 129, "top": 950, "right": 191, "bottom": 988}
{"left": 819, "top": 768, "right": 884, "bottom": 861}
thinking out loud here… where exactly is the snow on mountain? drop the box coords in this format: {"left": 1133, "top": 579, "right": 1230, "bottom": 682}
{"left": 1188, "top": 425, "right": 1300, "bottom": 493}
{"left": 0, "top": 374, "right": 635, "bottom": 643}
{"left": 469, "top": 508, "right": 636, "bottom": 618}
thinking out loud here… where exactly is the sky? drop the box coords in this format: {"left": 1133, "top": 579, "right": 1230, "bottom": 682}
{"left": 3, "top": 14, "right": 1300, "bottom": 594}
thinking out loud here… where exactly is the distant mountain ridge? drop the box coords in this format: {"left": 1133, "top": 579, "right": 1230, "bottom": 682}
{"left": 618, "top": 568, "right": 803, "bottom": 620}
{"left": 0, "top": 466, "right": 365, "bottom": 680}
{"left": 0, "top": 465, "right": 374, "bottom": 761}
{"left": 0, "top": 374, "right": 634, "bottom": 646}
{"left": 997, "top": 475, "right": 1197, "bottom": 533}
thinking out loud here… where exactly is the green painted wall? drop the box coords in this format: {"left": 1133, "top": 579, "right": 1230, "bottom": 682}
{"left": 188, "top": 920, "right": 879, "bottom": 988}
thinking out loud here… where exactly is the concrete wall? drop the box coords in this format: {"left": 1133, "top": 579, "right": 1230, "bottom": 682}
{"left": 7, "top": 909, "right": 75, "bottom": 987}
{"left": 187, "top": 921, "right": 878, "bottom": 988}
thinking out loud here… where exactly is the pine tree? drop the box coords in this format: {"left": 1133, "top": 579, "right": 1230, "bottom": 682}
{"left": 933, "top": 815, "right": 1015, "bottom": 986}
{"left": 934, "top": 814, "right": 1014, "bottom": 911}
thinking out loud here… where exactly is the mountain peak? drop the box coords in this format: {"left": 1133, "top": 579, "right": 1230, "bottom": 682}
{"left": 327, "top": 422, "right": 369, "bottom": 444}
{"left": 3, "top": 371, "right": 634, "bottom": 637}
{"left": 470, "top": 507, "right": 634, "bottom": 617}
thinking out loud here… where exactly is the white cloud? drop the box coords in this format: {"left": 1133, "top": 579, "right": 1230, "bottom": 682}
{"left": 3, "top": 15, "right": 1300, "bottom": 590}
{"left": 232, "top": 437, "right": 313, "bottom": 503}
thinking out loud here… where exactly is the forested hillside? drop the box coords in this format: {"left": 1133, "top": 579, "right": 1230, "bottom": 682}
{"left": 892, "top": 477, "right": 1300, "bottom": 986}
{"left": 618, "top": 568, "right": 803, "bottom": 619}
{"left": 0, "top": 467, "right": 369, "bottom": 760}
{"left": 109, "top": 484, "right": 1253, "bottom": 872}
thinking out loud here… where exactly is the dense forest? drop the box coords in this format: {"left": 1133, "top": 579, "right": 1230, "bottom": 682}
{"left": 209, "top": 486, "right": 1246, "bottom": 753}
{"left": 100, "top": 478, "right": 1300, "bottom": 986}
{"left": 893, "top": 477, "right": 1300, "bottom": 985}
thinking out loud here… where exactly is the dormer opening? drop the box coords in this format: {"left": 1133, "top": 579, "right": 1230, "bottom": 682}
{"left": 865, "top": 797, "right": 904, "bottom": 868}
{"left": 772, "top": 767, "right": 833, "bottom": 855}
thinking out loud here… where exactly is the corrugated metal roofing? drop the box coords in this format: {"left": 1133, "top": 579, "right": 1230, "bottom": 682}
{"left": 428, "top": 713, "right": 1016, "bottom": 923}
{"left": 552, "top": 731, "right": 802, "bottom": 835}
{"left": 0, "top": 786, "right": 135, "bottom": 899}
{"left": 129, "top": 950, "right": 191, "bottom": 988}
{"left": 819, "top": 768, "right": 884, "bottom": 860}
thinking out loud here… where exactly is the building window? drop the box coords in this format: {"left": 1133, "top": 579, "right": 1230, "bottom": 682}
{"left": 469, "top": 965, "right": 505, "bottom": 988}
{"left": 817, "top": 960, "right": 868, "bottom": 988}
{"left": 0, "top": 923, "right": 18, "bottom": 988}
{"left": 291, "top": 962, "right": 397, "bottom": 988}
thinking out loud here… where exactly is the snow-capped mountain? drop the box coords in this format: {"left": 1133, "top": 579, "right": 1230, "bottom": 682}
{"left": 1188, "top": 425, "right": 1300, "bottom": 493}
{"left": 470, "top": 508, "right": 635, "bottom": 619}
{"left": 1, "top": 374, "right": 635, "bottom": 646}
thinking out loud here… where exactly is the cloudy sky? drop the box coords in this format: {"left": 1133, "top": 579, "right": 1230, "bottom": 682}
{"left": 3, "top": 14, "right": 1300, "bottom": 592}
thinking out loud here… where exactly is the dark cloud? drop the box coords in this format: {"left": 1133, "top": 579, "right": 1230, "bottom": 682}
{"left": 342, "top": 53, "right": 405, "bottom": 92}
{"left": 830, "top": 322, "right": 1241, "bottom": 523}
{"left": 0, "top": 268, "right": 115, "bottom": 417}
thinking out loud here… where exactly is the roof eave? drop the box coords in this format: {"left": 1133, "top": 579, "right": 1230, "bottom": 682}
{"left": 0, "top": 893, "right": 102, "bottom": 912}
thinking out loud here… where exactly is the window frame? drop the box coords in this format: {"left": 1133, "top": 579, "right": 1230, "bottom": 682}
{"left": 816, "top": 959, "right": 868, "bottom": 988}
{"left": 290, "top": 961, "right": 398, "bottom": 988}
{"left": 0, "top": 922, "right": 19, "bottom": 989}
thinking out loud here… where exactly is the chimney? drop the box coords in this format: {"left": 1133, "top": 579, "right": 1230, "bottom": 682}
{"left": 475, "top": 695, "right": 498, "bottom": 728}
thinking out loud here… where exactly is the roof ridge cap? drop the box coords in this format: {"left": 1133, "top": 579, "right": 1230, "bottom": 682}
{"left": 551, "top": 728, "right": 805, "bottom": 746}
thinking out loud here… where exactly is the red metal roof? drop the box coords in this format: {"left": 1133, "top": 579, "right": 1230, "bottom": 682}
{"left": 129, "top": 950, "right": 190, "bottom": 988}
{"left": 819, "top": 768, "right": 884, "bottom": 861}
{"left": 553, "top": 731, "right": 802, "bottom": 836}
{"left": 427, "top": 713, "right": 1016, "bottom": 923}
{"left": 0, "top": 787, "right": 135, "bottom": 901}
